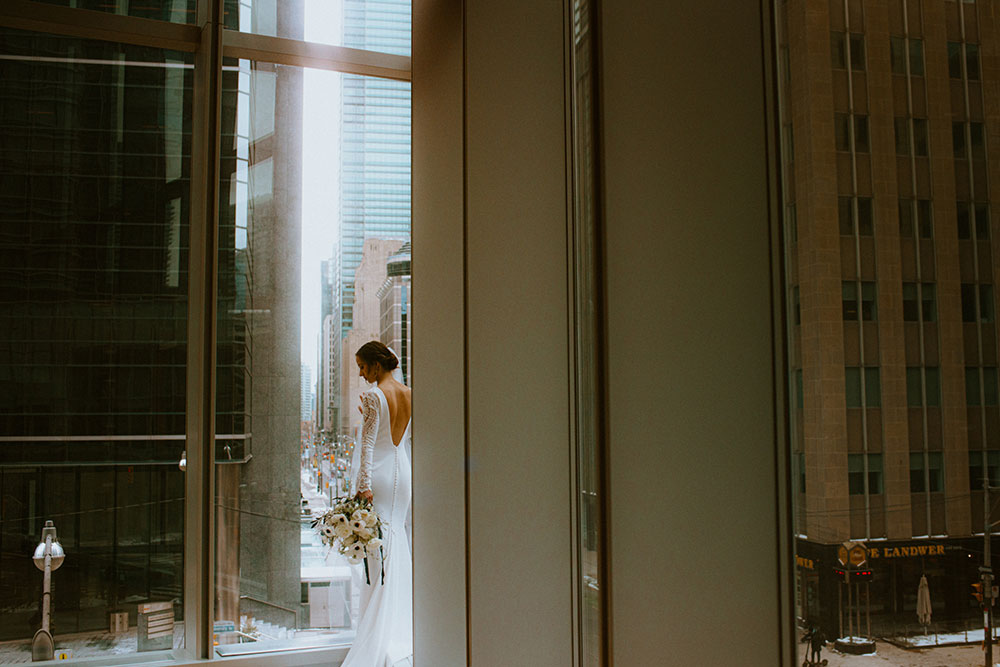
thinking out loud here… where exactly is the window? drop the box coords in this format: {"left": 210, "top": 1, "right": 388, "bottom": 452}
{"left": 948, "top": 41, "right": 963, "bottom": 78}
{"left": 850, "top": 33, "right": 866, "bottom": 71}
{"left": 842, "top": 282, "right": 876, "bottom": 321}
{"left": 904, "top": 283, "right": 939, "bottom": 321}
{"left": 962, "top": 284, "right": 995, "bottom": 322}
{"left": 832, "top": 32, "right": 864, "bottom": 70}
{"left": 900, "top": 199, "right": 931, "bottom": 238}
{"left": 843, "top": 282, "right": 858, "bottom": 320}
{"left": 967, "top": 43, "right": 981, "bottom": 80}
{"left": 846, "top": 367, "right": 881, "bottom": 407}
{"left": 967, "top": 367, "right": 1000, "bottom": 406}
{"left": 910, "top": 39, "right": 925, "bottom": 76}
{"left": 849, "top": 453, "right": 883, "bottom": 495}
{"left": 970, "top": 450, "right": 1000, "bottom": 489}
{"left": 971, "top": 121, "right": 985, "bottom": 159}
{"left": 841, "top": 197, "right": 874, "bottom": 236}
{"left": 894, "top": 117, "right": 909, "bottom": 155}
{"left": 954, "top": 122, "right": 966, "bottom": 158}
{"left": 906, "top": 367, "right": 940, "bottom": 407}
{"left": 911, "top": 452, "right": 943, "bottom": 493}
{"left": 912, "top": 119, "right": 929, "bottom": 157}
{"left": 835, "top": 113, "right": 869, "bottom": 153}
{"left": 960, "top": 202, "right": 991, "bottom": 240}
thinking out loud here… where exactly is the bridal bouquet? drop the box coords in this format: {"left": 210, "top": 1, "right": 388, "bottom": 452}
{"left": 313, "top": 496, "right": 385, "bottom": 584}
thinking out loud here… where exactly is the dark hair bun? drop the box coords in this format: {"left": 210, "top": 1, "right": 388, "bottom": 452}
{"left": 356, "top": 341, "right": 398, "bottom": 370}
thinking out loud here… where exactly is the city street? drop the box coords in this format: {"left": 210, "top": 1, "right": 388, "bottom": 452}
{"left": 806, "top": 641, "right": 991, "bottom": 667}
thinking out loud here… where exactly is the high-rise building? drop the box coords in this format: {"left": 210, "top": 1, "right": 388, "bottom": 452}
{"left": 301, "top": 364, "right": 313, "bottom": 423}
{"left": 340, "top": 238, "right": 404, "bottom": 435}
{"left": 336, "top": 0, "right": 411, "bottom": 339}
{"left": 378, "top": 242, "right": 412, "bottom": 385}
{"left": 318, "top": 0, "right": 411, "bottom": 439}
{"left": 780, "top": 0, "right": 999, "bottom": 637}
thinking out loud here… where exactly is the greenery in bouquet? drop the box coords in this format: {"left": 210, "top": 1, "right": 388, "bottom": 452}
{"left": 312, "top": 496, "right": 385, "bottom": 584}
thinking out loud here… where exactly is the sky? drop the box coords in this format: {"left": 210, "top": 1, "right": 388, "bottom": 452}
{"left": 300, "top": 0, "right": 344, "bottom": 379}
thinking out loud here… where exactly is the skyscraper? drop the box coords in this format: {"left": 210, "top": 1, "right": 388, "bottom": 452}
{"left": 321, "top": 0, "right": 411, "bottom": 437}
{"left": 780, "top": 0, "right": 999, "bottom": 638}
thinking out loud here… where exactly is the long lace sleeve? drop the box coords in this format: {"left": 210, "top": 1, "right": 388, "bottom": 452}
{"left": 355, "top": 391, "right": 379, "bottom": 494}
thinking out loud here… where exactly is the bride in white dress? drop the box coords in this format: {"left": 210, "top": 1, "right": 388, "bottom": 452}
{"left": 343, "top": 341, "right": 413, "bottom": 667}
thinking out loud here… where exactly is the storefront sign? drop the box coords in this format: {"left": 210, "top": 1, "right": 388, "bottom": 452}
{"left": 796, "top": 555, "right": 815, "bottom": 570}
{"left": 868, "top": 544, "right": 945, "bottom": 559}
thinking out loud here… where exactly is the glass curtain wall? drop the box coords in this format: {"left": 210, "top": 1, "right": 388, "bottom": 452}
{"left": 776, "top": 0, "right": 1000, "bottom": 657}
{"left": 0, "top": 0, "right": 411, "bottom": 662}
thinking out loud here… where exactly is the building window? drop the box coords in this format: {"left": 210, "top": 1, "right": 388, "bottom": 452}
{"left": 953, "top": 121, "right": 966, "bottom": 158}
{"left": 967, "top": 43, "right": 981, "bottom": 80}
{"left": 832, "top": 32, "right": 865, "bottom": 71}
{"left": 966, "top": 367, "right": 1000, "bottom": 406}
{"left": 835, "top": 113, "right": 870, "bottom": 153}
{"left": 849, "top": 453, "right": 883, "bottom": 495}
{"left": 842, "top": 281, "right": 876, "bottom": 321}
{"left": 961, "top": 284, "right": 995, "bottom": 322}
{"left": 846, "top": 367, "right": 881, "bottom": 408}
{"left": 902, "top": 282, "right": 937, "bottom": 322}
{"left": 839, "top": 196, "right": 873, "bottom": 236}
{"left": 912, "top": 119, "right": 929, "bottom": 157}
{"left": 971, "top": 121, "right": 985, "bottom": 159}
{"left": 911, "top": 452, "right": 944, "bottom": 493}
{"left": 891, "top": 37, "right": 924, "bottom": 76}
{"left": 907, "top": 367, "right": 940, "bottom": 406}
{"left": 958, "top": 202, "right": 990, "bottom": 240}
{"left": 894, "top": 117, "right": 909, "bottom": 155}
{"left": 970, "top": 450, "right": 1000, "bottom": 489}
{"left": 899, "top": 199, "right": 932, "bottom": 238}
{"left": 948, "top": 41, "right": 963, "bottom": 78}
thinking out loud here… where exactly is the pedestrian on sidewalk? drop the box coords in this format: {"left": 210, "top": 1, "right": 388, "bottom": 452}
{"left": 806, "top": 626, "right": 826, "bottom": 664}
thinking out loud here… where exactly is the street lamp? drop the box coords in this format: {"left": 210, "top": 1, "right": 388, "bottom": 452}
{"left": 31, "top": 520, "right": 65, "bottom": 662}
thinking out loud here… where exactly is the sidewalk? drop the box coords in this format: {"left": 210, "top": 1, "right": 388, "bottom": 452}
{"left": 805, "top": 639, "right": 990, "bottom": 666}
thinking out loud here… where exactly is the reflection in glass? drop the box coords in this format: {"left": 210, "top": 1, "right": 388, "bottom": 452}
{"left": 33, "top": 0, "right": 195, "bottom": 23}
{"left": 228, "top": 0, "right": 412, "bottom": 57}
{"left": 0, "top": 28, "right": 191, "bottom": 655}
{"left": 570, "top": 0, "right": 604, "bottom": 664}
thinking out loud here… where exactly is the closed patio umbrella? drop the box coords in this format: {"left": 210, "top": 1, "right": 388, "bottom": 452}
{"left": 917, "top": 574, "right": 932, "bottom": 628}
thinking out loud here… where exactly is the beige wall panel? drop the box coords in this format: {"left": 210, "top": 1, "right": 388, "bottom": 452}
{"left": 412, "top": 0, "right": 468, "bottom": 664}
{"left": 601, "top": 0, "right": 781, "bottom": 662}
{"left": 464, "top": 0, "right": 574, "bottom": 664}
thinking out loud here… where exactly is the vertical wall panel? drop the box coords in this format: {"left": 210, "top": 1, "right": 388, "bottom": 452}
{"left": 601, "top": 0, "right": 782, "bottom": 663}
{"left": 465, "top": 0, "right": 574, "bottom": 664}
{"left": 412, "top": 0, "right": 468, "bottom": 665}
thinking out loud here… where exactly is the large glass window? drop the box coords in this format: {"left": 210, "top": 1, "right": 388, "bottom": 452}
{"left": 0, "top": 27, "right": 191, "bottom": 654}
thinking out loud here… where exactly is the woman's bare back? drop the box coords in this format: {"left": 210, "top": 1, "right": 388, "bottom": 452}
{"left": 378, "top": 380, "right": 411, "bottom": 447}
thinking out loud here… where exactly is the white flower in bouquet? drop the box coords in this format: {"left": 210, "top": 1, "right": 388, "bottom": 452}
{"left": 335, "top": 523, "right": 352, "bottom": 539}
{"left": 366, "top": 537, "right": 383, "bottom": 555}
{"left": 320, "top": 524, "right": 335, "bottom": 539}
{"left": 348, "top": 542, "right": 366, "bottom": 559}
{"left": 348, "top": 554, "right": 363, "bottom": 565}
{"left": 329, "top": 513, "right": 348, "bottom": 526}
{"left": 350, "top": 519, "right": 367, "bottom": 533}
{"left": 351, "top": 509, "right": 365, "bottom": 522}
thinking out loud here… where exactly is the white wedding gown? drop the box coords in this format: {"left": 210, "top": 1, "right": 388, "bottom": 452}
{"left": 343, "top": 385, "right": 413, "bottom": 667}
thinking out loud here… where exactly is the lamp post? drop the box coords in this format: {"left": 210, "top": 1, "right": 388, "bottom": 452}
{"left": 31, "top": 520, "right": 65, "bottom": 662}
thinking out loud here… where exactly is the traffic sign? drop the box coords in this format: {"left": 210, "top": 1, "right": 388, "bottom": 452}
{"left": 213, "top": 620, "right": 236, "bottom": 633}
